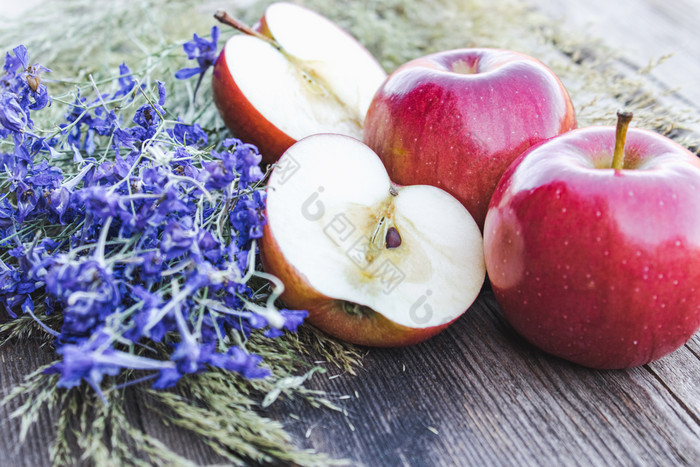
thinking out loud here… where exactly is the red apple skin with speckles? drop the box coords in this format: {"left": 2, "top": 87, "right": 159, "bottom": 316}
{"left": 364, "top": 48, "right": 576, "bottom": 230}
{"left": 484, "top": 126, "right": 700, "bottom": 369}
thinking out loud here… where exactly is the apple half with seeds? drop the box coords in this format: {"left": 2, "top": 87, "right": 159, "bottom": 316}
{"left": 260, "top": 134, "right": 486, "bottom": 346}
{"left": 212, "top": 2, "right": 387, "bottom": 164}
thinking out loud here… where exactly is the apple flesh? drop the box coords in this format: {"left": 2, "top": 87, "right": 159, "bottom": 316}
{"left": 364, "top": 48, "right": 577, "bottom": 230}
{"left": 212, "top": 2, "right": 387, "bottom": 164}
{"left": 483, "top": 126, "right": 700, "bottom": 369}
{"left": 260, "top": 133, "right": 486, "bottom": 346}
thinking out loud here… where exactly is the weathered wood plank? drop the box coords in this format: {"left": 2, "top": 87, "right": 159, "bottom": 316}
{"left": 649, "top": 334, "right": 700, "bottom": 423}
{"left": 265, "top": 292, "right": 700, "bottom": 466}
{"left": 0, "top": 342, "right": 231, "bottom": 466}
{"left": 130, "top": 389, "right": 231, "bottom": 465}
{"left": 0, "top": 343, "right": 56, "bottom": 467}
{"left": 524, "top": 0, "right": 700, "bottom": 108}
{"left": 4, "top": 293, "right": 699, "bottom": 467}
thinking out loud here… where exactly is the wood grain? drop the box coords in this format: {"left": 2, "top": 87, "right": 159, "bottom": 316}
{"left": 0, "top": 342, "right": 56, "bottom": 467}
{"left": 524, "top": 0, "right": 700, "bottom": 108}
{"left": 266, "top": 293, "right": 700, "bottom": 466}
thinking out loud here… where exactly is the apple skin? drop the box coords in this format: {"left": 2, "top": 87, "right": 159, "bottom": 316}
{"left": 364, "top": 48, "right": 577, "bottom": 230}
{"left": 212, "top": 49, "right": 295, "bottom": 164}
{"left": 212, "top": 15, "right": 293, "bottom": 165}
{"left": 260, "top": 221, "right": 451, "bottom": 347}
{"left": 483, "top": 126, "right": 700, "bottom": 369}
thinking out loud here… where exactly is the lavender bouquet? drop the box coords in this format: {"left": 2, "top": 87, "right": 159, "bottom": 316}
{"left": 0, "top": 6, "right": 360, "bottom": 465}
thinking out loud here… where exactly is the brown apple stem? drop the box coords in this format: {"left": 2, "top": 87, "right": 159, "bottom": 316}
{"left": 612, "top": 111, "right": 633, "bottom": 170}
{"left": 214, "top": 10, "right": 281, "bottom": 50}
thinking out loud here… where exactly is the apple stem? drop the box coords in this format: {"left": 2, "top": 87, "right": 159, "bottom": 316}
{"left": 214, "top": 10, "right": 281, "bottom": 50}
{"left": 612, "top": 111, "right": 633, "bottom": 170}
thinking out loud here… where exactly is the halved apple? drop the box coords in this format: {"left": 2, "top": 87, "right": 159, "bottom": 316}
{"left": 260, "top": 134, "right": 486, "bottom": 346}
{"left": 212, "top": 2, "right": 387, "bottom": 164}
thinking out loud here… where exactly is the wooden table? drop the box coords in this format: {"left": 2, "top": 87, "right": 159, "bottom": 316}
{"left": 2, "top": 1, "right": 700, "bottom": 465}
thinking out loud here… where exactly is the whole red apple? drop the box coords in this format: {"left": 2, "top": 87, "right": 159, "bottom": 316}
{"left": 212, "top": 3, "right": 386, "bottom": 164}
{"left": 364, "top": 48, "right": 576, "bottom": 229}
{"left": 261, "top": 134, "right": 485, "bottom": 347}
{"left": 483, "top": 115, "right": 700, "bottom": 369}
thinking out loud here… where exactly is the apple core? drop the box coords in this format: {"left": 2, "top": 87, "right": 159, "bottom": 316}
{"left": 261, "top": 134, "right": 486, "bottom": 346}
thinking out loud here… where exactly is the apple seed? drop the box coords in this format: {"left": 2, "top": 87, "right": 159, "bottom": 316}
{"left": 386, "top": 226, "right": 402, "bottom": 249}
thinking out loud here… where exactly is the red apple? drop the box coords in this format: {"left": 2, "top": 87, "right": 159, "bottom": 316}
{"left": 363, "top": 48, "right": 577, "bottom": 229}
{"left": 212, "top": 3, "right": 387, "bottom": 164}
{"left": 483, "top": 113, "right": 700, "bottom": 369}
{"left": 260, "top": 133, "right": 485, "bottom": 346}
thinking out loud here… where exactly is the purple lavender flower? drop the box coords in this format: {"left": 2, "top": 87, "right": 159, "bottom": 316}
{"left": 26, "top": 160, "right": 63, "bottom": 189}
{"left": 91, "top": 108, "right": 118, "bottom": 137}
{"left": 89, "top": 154, "right": 132, "bottom": 187}
{"left": 264, "top": 309, "right": 309, "bottom": 338}
{"left": 169, "top": 120, "right": 208, "bottom": 147}
{"left": 112, "top": 128, "right": 140, "bottom": 156}
{"left": 3, "top": 160, "right": 65, "bottom": 223}
{"left": 61, "top": 93, "right": 100, "bottom": 156}
{"left": 0, "top": 93, "right": 28, "bottom": 134}
{"left": 0, "top": 264, "right": 37, "bottom": 318}
{"left": 156, "top": 80, "right": 166, "bottom": 106}
{"left": 12, "top": 237, "right": 60, "bottom": 274}
{"left": 112, "top": 63, "right": 138, "bottom": 99}
{"left": 140, "top": 251, "right": 164, "bottom": 277}
{"left": 202, "top": 154, "right": 237, "bottom": 190}
{"left": 0, "top": 199, "right": 15, "bottom": 229}
{"left": 26, "top": 81, "right": 51, "bottom": 111}
{"left": 208, "top": 346, "right": 270, "bottom": 379}
{"left": 2, "top": 47, "right": 24, "bottom": 76}
{"left": 160, "top": 218, "right": 195, "bottom": 259}
{"left": 224, "top": 138, "right": 264, "bottom": 189}
{"left": 230, "top": 191, "right": 266, "bottom": 247}
{"left": 132, "top": 105, "right": 162, "bottom": 137}
{"left": 4, "top": 45, "right": 52, "bottom": 112}
{"left": 175, "top": 26, "right": 220, "bottom": 99}
{"left": 74, "top": 185, "right": 122, "bottom": 219}
{"left": 175, "top": 26, "right": 220, "bottom": 80}
{"left": 122, "top": 285, "right": 162, "bottom": 342}
{"left": 202, "top": 141, "right": 262, "bottom": 190}
{"left": 44, "top": 258, "right": 121, "bottom": 339}
{"left": 192, "top": 229, "right": 222, "bottom": 264}
{"left": 1, "top": 42, "right": 308, "bottom": 398}
{"left": 45, "top": 329, "right": 175, "bottom": 401}
{"left": 154, "top": 342, "right": 270, "bottom": 389}
{"left": 48, "top": 187, "right": 72, "bottom": 222}
{"left": 155, "top": 185, "right": 192, "bottom": 218}
{"left": 126, "top": 81, "right": 168, "bottom": 142}
{"left": 15, "top": 181, "right": 40, "bottom": 223}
